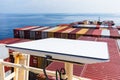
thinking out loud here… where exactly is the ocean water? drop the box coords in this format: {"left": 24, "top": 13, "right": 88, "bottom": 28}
{"left": 0, "top": 13, "right": 120, "bottom": 40}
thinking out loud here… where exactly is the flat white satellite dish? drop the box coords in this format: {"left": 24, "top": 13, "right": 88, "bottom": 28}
{"left": 6, "top": 38, "right": 109, "bottom": 64}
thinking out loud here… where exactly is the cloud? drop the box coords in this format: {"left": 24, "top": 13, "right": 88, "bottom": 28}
{"left": 0, "top": 0, "right": 120, "bottom": 13}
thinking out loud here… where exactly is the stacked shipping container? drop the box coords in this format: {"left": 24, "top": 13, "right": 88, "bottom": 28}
{"left": 14, "top": 25, "right": 120, "bottom": 40}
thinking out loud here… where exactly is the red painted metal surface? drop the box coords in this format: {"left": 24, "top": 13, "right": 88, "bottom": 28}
{"left": 45, "top": 62, "right": 84, "bottom": 80}
{"left": 77, "top": 36, "right": 96, "bottom": 41}
{"left": 80, "top": 38, "right": 120, "bottom": 79}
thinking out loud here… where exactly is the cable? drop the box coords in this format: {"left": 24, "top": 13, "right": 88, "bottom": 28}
{"left": 56, "top": 68, "right": 67, "bottom": 80}
{"left": 60, "top": 68, "right": 67, "bottom": 80}
{"left": 56, "top": 69, "right": 60, "bottom": 80}
{"left": 43, "top": 57, "right": 49, "bottom": 80}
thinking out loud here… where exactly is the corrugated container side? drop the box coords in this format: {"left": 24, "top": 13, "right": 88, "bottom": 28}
{"left": 23, "top": 26, "right": 40, "bottom": 39}
{"left": 30, "top": 27, "right": 50, "bottom": 39}
{"left": 54, "top": 27, "right": 70, "bottom": 38}
{"left": 92, "top": 29, "right": 102, "bottom": 37}
{"left": 30, "top": 31, "right": 35, "bottom": 40}
{"left": 41, "top": 27, "right": 59, "bottom": 39}
{"left": 118, "top": 30, "right": 120, "bottom": 35}
{"left": 85, "top": 29, "right": 94, "bottom": 36}
{"left": 110, "top": 29, "right": 120, "bottom": 38}
{"left": 101, "top": 29, "right": 110, "bottom": 37}
{"left": 13, "top": 29, "right": 20, "bottom": 38}
{"left": 76, "top": 29, "right": 89, "bottom": 38}
{"left": 68, "top": 28, "right": 81, "bottom": 39}
{"left": 35, "top": 27, "right": 51, "bottom": 39}
{"left": 13, "top": 27, "right": 28, "bottom": 38}
{"left": 18, "top": 26, "right": 40, "bottom": 39}
{"left": 61, "top": 28, "right": 76, "bottom": 39}
{"left": 47, "top": 26, "right": 68, "bottom": 38}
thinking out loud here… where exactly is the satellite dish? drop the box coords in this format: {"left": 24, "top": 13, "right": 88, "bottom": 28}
{"left": 0, "top": 44, "right": 9, "bottom": 59}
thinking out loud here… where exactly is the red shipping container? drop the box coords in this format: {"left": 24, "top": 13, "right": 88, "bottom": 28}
{"left": 85, "top": 29, "right": 94, "bottom": 36}
{"left": 30, "top": 27, "right": 51, "bottom": 40}
{"left": 13, "top": 26, "right": 33, "bottom": 38}
{"left": 110, "top": 29, "right": 120, "bottom": 38}
{"left": 54, "top": 27, "right": 70, "bottom": 38}
{"left": 22, "top": 26, "right": 41, "bottom": 39}
{"left": 92, "top": 29, "right": 102, "bottom": 37}
{"left": 61, "top": 28, "right": 75, "bottom": 39}
{"left": 34, "top": 27, "right": 51, "bottom": 39}
{"left": 68, "top": 28, "right": 81, "bottom": 39}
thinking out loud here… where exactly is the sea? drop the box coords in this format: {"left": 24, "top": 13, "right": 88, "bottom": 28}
{"left": 0, "top": 13, "right": 120, "bottom": 40}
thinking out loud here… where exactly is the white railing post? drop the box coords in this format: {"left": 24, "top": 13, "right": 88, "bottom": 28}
{"left": 0, "top": 59, "right": 5, "bottom": 80}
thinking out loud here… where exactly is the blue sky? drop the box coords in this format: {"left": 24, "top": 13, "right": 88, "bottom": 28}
{"left": 0, "top": 0, "right": 120, "bottom": 14}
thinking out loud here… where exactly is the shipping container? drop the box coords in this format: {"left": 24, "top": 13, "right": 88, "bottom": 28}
{"left": 85, "top": 29, "right": 94, "bottom": 36}
{"left": 110, "top": 29, "right": 120, "bottom": 38}
{"left": 54, "top": 27, "right": 70, "bottom": 38}
{"left": 41, "top": 27, "right": 59, "bottom": 39}
{"left": 92, "top": 29, "right": 102, "bottom": 37}
{"left": 30, "top": 27, "right": 50, "bottom": 39}
{"left": 14, "top": 26, "right": 34, "bottom": 38}
{"left": 68, "top": 28, "right": 81, "bottom": 39}
{"left": 21, "top": 26, "right": 40, "bottom": 39}
{"left": 76, "top": 29, "right": 89, "bottom": 38}
{"left": 47, "top": 26, "right": 68, "bottom": 38}
{"left": 61, "top": 28, "right": 76, "bottom": 39}
{"left": 101, "top": 29, "right": 110, "bottom": 37}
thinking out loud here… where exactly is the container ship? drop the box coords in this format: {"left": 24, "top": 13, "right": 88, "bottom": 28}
{"left": 0, "top": 20, "right": 120, "bottom": 80}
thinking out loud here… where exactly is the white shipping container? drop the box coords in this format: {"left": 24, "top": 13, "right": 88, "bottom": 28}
{"left": 101, "top": 30, "right": 110, "bottom": 37}
{"left": 41, "top": 27, "right": 59, "bottom": 39}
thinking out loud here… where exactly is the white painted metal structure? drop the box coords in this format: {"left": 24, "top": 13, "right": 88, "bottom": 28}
{"left": 6, "top": 38, "right": 109, "bottom": 64}
{"left": 0, "top": 44, "right": 9, "bottom": 59}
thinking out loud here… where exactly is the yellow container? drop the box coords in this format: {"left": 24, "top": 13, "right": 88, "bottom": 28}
{"left": 47, "top": 26, "right": 68, "bottom": 38}
{"left": 76, "top": 29, "right": 89, "bottom": 38}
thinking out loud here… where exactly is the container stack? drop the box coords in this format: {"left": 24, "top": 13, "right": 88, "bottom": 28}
{"left": 12, "top": 21, "right": 120, "bottom": 79}
{"left": 13, "top": 25, "right": 120, "bottom": 40}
